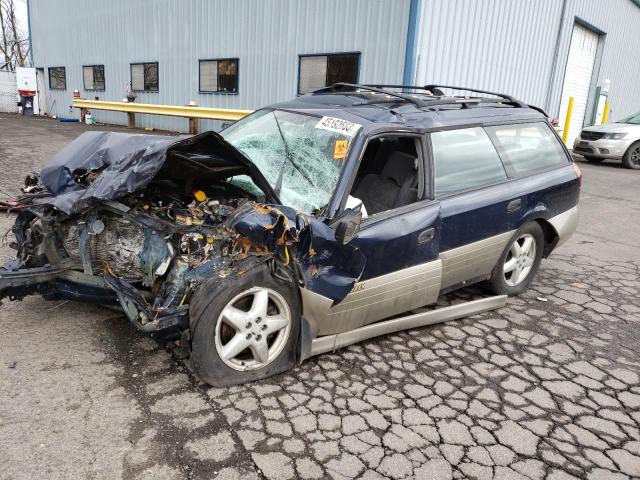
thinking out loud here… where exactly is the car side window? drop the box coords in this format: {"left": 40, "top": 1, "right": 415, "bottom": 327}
{"left": 485, "top": 122, "right": 569, "bottom": 176}
{"left": 347, "top": 136, "right": 424, "bottom": 218}
{"left": 430, "top": 127, "right": 507, "bottom": 197}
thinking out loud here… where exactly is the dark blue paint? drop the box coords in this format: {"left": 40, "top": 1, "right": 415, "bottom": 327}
{"left": 439, "top": 165, "right": 579, "bottom": 251}
{"left": 350, "top": 202, "right": 441, "bottom": 280}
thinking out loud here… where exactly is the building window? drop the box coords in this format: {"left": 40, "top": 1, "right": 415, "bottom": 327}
{"left": 48, "top": 67, "right": 66, "bottom": 90}
{"left": 199, "top": 59, "right": 239, "bottom": 93}
{"left": 131, "top": 62, "right": 159, "bottom": 92}
{"left": 83, "top": 65, "right": 105, "bottom": 91}
{"left": 298, "top": 52, "right": 360, "bottom": 94}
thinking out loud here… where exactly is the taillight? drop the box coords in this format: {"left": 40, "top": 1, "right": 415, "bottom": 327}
{"left": 572, "top": 163, "right": 582, "bottom": 187}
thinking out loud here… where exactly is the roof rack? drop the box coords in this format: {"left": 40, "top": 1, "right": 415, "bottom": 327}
{"left": 423, "top": 84, "right": 529, "bottom": 108}
{"left": 313, "top": 83, "right": 532, "bottom": 111}
{"left": 312, "top": 83, "right": 429, "bottom": 108}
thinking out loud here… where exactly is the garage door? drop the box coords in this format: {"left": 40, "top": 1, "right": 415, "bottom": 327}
{"left": 558, "top": 23, "right": 599, "bottom": 146}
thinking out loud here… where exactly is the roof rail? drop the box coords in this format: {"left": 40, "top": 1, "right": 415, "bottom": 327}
{"left": 311, "top": 83, "right": 429, "bottom": 108}
{"left": 364, "top": 84, "right": 528, "bottom": 108}
{"left": 363, "top": 84, "right": 444, "bottom": 95}
{"left": 313, "top": 83, "right": 533, "bottom": 111}
{"left": 422, "top": 84, "right": 528, "bottom": 107}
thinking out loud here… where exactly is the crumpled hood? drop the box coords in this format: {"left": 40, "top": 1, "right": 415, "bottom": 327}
{"left": 38, "top": 130, "right": 278, "bottom": 215}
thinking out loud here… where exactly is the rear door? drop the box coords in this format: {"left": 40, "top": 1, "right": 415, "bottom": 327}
{"left": 429, "top": 127, "right": 515, "bottom": 290}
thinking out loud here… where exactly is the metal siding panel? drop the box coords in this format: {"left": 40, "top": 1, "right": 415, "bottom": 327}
{"left": 416, "top": 0, "right": 640, "bottom": 126}
{"left": 28, "top": 0, "right": 411, "bottom": 131}
{"left": 549, "top": 0, "right": 640, "bottom": 123}
{"left": 416, "top": 0, "right": 565, "bottom": 109}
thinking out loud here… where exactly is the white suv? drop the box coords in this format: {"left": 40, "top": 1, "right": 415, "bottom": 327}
{"left": 573, "top": 111, "right": 640, "bottom": 169}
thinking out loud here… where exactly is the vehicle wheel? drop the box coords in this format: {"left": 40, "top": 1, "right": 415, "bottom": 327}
{"left": 584, "top": 156, "right": 604, "bottom": 163}
{"left": 488, "top": 222, "right": 544, "bottom": 296}
{"left": 189, "top": 263, "right": 300, "bottom": 386}
{"left": 622, "top": 141, "right": 640, "bottom": 169}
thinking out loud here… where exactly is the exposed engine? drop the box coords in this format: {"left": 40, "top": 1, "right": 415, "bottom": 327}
{"left": 62, "top": 216, "right": 147, "bottom": 281}
{"left": 2, "top": 130, "right": 313, "bottom": 337}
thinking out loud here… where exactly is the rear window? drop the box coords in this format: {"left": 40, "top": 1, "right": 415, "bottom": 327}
{"left": 431, "top": 127, "right": 507, "bottom": 196}
{"left": 486, "top": 122, "right": 568, "bottom": 176}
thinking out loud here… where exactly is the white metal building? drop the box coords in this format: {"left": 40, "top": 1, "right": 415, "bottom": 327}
{"left": 26, "top": 0, "right": 640, "bottom": 138}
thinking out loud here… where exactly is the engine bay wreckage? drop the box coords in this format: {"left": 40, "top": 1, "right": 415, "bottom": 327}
{"left": 0, "top": 131, "right": 366, "bottom": 341}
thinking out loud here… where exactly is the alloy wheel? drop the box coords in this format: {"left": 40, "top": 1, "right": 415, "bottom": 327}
{"left": 503, "top": 233, "right": 537, "bottom": 287}
{"left": 631, "top": 146, "right": 640, "bottom": 166}
{"left": 214, "top": 287, "right": 291, "bottom": 371}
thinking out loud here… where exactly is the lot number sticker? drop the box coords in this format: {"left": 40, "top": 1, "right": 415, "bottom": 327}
{"left": 334, "top": 140, "right": 349, "bottom": 159}
{"left": 316, "top": 116, "right": 362, "bottom": 136}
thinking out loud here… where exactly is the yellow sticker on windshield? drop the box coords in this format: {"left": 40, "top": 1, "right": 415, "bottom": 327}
{"left": 334, "top": 140, "right": 348, "bottom": 159}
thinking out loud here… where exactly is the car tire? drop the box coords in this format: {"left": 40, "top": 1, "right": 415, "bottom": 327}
{"left": 189, "top": 263, "right": 300, "bottom": 386}
{"left": 488, "top": 222, "right": 544, "bottom": 296}
{"left": 622, "top": 141, "right": 640, "bottom": 169}
{"left": 584, "top": 156, "right": 604, "bottom": 163}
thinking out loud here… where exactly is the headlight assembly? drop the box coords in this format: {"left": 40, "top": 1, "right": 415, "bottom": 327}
{"left": 602, "top": 132, "right": 627, "bottom": 139}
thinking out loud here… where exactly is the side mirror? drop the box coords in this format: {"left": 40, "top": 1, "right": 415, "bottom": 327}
{"left": 333, "top": 208, "right": 362, "bottom": 245}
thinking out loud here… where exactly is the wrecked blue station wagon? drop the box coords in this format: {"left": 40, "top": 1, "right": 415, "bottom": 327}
{"left": 0, "top": 84, "right": 580, "bottom": 385}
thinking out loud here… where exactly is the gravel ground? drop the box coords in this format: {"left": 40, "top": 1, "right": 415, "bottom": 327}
{"left": 0, "top": 114, "right": 639, "bottom": 480}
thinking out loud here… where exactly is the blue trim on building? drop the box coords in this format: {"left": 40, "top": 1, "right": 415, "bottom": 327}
{"left": 402, "top": 0, "right": 421, "bottom": 87}
{"left": 26, "top": 0, "right": 33, "bottom": 65}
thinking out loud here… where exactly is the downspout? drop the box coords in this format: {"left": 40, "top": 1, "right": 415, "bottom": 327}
{"left": 26, "top": 0, "right": 33, "bottom": 66}
{"left": 544, "top": 0, "right": 568, "bottom": 115}
{"left": 402, "top": 0, "right": 421, "bottom": 89}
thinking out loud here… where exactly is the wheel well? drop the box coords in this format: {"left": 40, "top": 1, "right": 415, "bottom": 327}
{"left": 533, "top": 218, "right": 559, "bottom": 258}
{"left": 623, "top": 140, "right": 640, "bottom": 160}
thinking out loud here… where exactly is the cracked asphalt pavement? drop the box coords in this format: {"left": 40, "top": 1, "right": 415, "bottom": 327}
{"left": 1, "top": 114, "right": 639, "bottom": 480}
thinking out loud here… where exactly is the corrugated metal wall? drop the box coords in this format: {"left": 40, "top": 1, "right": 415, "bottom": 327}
{"left": 29, "top": 0, "right": 411, "bottom": 132}
{"left": 415, "top": 0, "right": 640, "bottom": 123}
{"left": 549, "top": 0, "right": 640, "bottom": 122}
{"left": 414, "top": 0, "right": 563, "bottom": 110}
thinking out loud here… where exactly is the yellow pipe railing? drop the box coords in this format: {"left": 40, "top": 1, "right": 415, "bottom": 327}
{"left": 562, "top": 96, "right": 574, "bottom": 144}
{"left": 72, "top": 99, "right": 253, "bottom": 133}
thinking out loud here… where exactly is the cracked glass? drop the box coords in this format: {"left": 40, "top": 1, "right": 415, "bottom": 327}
{"left": 222, "top": 110, "right": 354, "bottom": 214}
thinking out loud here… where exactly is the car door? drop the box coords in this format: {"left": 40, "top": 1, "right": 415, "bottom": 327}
{"left": 429, "top": 126, "right": 516, "bottom": 290}
{"left": 328, "top": 133, "right": 443, "bottom": 334}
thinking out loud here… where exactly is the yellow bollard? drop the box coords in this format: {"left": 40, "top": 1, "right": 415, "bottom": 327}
{"left": 601, "top": 100, "right": 611, "bottom": 124}
{"left": 562, "top": 97, "right": 574, "bottom": 144}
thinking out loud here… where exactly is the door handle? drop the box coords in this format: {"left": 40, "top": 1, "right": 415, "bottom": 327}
{"left": 417, "top": 228, "right": 435, "bottom": 244}
{"left": 507, "top": 198, "right": 522, "bottom": 213}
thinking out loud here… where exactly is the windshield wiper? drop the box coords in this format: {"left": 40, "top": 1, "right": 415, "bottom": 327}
{"left": 272, "top": 111, "right": 315, "bottom": 196}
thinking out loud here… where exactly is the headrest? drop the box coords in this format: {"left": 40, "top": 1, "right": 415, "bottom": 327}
{"left": 380, "top": 151, "right": 418, "bottom": 185}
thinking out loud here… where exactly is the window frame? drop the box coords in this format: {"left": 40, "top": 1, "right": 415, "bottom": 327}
{"left": 427, "top": 125, "right": 510, "bottom": 199}
{"left": 130, "top": 62, "right": 159, "bottom": 92}
{"left": 82, "top": 64, "right": 105, "bottom": 91}
{"left": 337, "top": 130, "right": 432, "bottom": 227}
{"left": 297, "top": 51, "right": 361, "bottom": 95}
{"left": 198, "top": 57, "right": 239, "bottom": 94}
{"left": 484, "top": 121, "right": 573, "bottom": 179}
{"left": 48, "top": 66, "right": 66, "bottom": 90}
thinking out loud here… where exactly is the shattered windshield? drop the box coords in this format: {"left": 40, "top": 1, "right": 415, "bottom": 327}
{"left": 221, "top": 109, "right": 356, "bottom": 214}
{"left": 617, "top": 112, "right": 640, "bottom": 125}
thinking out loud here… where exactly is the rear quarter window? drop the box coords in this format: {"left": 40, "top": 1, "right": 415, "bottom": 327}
{"left": 431, "top": 127, "right": 507, "bottom": 196}
{"left": 486, "top": 122, "right": 569, "bottom": 176}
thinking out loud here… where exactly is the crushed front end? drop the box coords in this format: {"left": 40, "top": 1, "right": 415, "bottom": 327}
{"left": 0, "top": 131, "right": 308, "bottom": 339}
